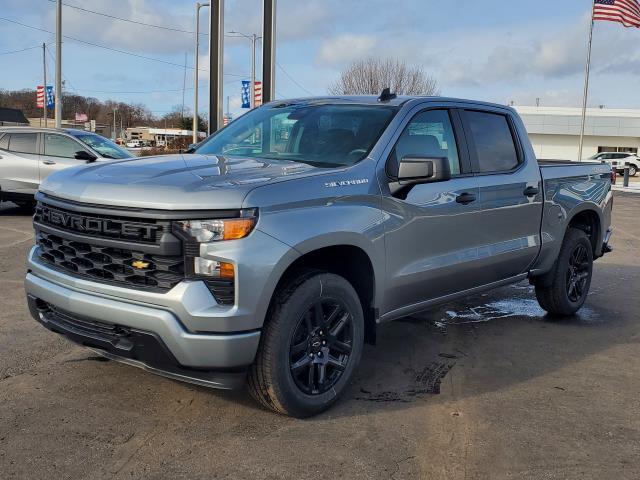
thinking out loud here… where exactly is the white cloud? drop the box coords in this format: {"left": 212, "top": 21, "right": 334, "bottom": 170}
{"left": 317, "top": 34, "right": 377, "bottom": 65}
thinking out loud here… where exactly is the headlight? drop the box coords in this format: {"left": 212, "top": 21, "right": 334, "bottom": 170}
{"left": 175, "top": 209, "right": 257, "bottom": 242}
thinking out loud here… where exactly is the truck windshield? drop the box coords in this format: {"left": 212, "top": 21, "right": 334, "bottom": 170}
{"left": 195, "top": 103, "right": 398, "bottom": 167}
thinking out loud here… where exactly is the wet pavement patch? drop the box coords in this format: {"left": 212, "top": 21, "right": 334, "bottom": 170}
{"left": 355, "top": 361, "right": 455, "bottom": 403}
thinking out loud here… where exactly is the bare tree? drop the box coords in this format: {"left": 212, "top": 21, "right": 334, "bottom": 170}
{"left": 328, "top": 58, "right": 439, "bottom": 96}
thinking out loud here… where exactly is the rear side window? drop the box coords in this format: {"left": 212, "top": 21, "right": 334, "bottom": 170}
{"left": 6, "top": 133, "right": 38, "bottom": 154}
{"left": 466, "top": 111, "right": 519, "bottom": 173}
{"left": 44, "top": 134, "right": 84, "bottom": 158}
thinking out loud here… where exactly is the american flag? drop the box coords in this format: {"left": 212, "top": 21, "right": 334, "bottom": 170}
{"left": 254, "top": 81, "right": 263, "bottom": 107}
{"left": 594, "top": 0, "right": 640, "bottom": 28}
{"left": 36, "top": 85, "right": 54, "bottom": 109}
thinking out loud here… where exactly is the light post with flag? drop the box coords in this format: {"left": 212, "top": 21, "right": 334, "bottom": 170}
{"left": 578, "top": 0, "right": 640, "bottom": 161}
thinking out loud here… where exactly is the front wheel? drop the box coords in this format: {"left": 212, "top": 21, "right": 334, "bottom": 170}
{"left": 535, "top": 228, "right": 593, "bottom": 316}
{"left": 248, "top": 272, "right": 364, "bottom": 417}
{"left": 628, "top": 164, "right": 637, "bottom": 177}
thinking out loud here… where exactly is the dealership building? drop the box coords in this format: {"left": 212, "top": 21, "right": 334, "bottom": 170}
{"left": 514, "top": 106, "right": 640, "bottom": 160}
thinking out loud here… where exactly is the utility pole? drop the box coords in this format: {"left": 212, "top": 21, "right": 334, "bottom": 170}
{"left": 112, "top": 108, "right": 117, "bottom": 140}
{"left": 42, "top": 43, "right": 47, "bottom": 127}
{"left": 208, "top": 0, "right": 225, "bottom": 134}
{"left": 181, "top": 51, "right": 187, "bottom": 121}
{"left": 262, "top": 0, "right": 276, "bottom": 103}
{"left": 193, "top": 2, "right": 209, "bottom": 144}
{"left": 54, "top": 0, "right": 62, "bottom": 128}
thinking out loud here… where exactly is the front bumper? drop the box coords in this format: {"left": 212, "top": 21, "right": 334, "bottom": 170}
{"left": 25, "top": 269, "right": 261, "bottom": 389}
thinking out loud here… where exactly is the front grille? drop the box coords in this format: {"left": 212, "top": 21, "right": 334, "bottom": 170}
{"left": 36, "top": 230, "right": 184, "bottom": 291}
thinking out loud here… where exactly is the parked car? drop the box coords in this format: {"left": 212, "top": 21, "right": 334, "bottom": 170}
{"left": 126, "top": 140, "right": 142, "bottom": 148}
{"left": 25, "top": 95, "right": 613, "bottom": 417}
{"left": 589, "top": 151, "right": 639, "bottom": 176}
{"left": 0, "top": 127, "right": 132, "bottom": 207}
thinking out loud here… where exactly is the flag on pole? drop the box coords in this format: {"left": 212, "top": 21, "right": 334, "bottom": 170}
{"left": 254, "top": 81, "right": 263, "bottom": 107}
{"left": 75, "top": 112, "right": 88, "bottom": 122}
{"left": 36, "top": 85, "right": 54, "bottom": 109}
{"left": 594, "top": 0, "right": 640, "bottom": 28}
{"left": 241, "top": 80, "right": 251, "bottom": 108}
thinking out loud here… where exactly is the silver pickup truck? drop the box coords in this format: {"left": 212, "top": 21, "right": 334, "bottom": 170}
{"left": 24, "top": 94, "right": 613, "bottom": 417}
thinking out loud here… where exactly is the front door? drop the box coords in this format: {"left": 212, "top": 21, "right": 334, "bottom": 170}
{"left": 39, "top": 133, "right": 92, "bottom": 182}
{"left": 381, "top": 108, "right": 486, "bottom": 315}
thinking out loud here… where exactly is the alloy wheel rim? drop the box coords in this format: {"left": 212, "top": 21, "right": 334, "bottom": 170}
{"left": 289, "top": 299, "right": 353, "bottom": 395}
{"left": 566, "top": 244, "right": 590, "bottom": 303}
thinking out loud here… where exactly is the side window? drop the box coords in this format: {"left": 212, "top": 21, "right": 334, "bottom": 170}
{"left": 391, "top": 109, "right": 461, "bottom": 176}
{"left": 44, "top": 134, "right": 84, "bottom": 158}
{"left": 7, "top": 133, "right": 38, "bottom": 154}
{"left": 0, "top": 134, "right": 8, "bottom": 150}
{"left": 465, "top": 111, "right": 519, "bottom": 173}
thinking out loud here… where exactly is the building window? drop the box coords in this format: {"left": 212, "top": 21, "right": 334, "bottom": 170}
{"left": 598, "top": 146, "right": 638, "bottom": 154}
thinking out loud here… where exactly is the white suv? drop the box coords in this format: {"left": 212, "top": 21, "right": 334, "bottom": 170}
{"left": 590, "top": 152, "right": 639, "bottom": 177}
{"left": 0, "top": 127, "right": 132, "bottom": 207}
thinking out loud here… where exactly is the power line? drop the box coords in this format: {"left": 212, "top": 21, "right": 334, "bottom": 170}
{"left": 276, "top": 62, "right": 314, "bottom": 96}
{"left": 0, "top": 44, "right": 43, "bottom": 55}
{"left": 0, "top": 16, "right": 247, "bottom": 76}
{"left": 47, "top": 0, "right": 202, "bottom": 35}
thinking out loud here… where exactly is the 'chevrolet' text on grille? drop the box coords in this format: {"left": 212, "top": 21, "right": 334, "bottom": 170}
{"left": 39, "top": 206, "right": 159, "bottom": 241}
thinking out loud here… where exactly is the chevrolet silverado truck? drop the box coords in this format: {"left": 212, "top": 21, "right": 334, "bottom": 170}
{"left": 24, "top": 94, "right": 613, "bottom": 417}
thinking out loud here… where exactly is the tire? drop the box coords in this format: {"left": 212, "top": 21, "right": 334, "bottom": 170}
{"left": 535, "top": 228, "right": 593, "bottom": 316}
{"left": 629, "top": 164, "right": 637, "bottom": 176}
{"left": 248, "top": 272, "right": 364, "bottom": 417}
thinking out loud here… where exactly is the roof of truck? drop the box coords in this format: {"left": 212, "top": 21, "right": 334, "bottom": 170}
{"left": 268, "top": 95, "right": 512, "bottom": 111}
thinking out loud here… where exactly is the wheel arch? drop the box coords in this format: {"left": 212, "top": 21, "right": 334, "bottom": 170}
{"left": 265, "top": 239, "right": 379, "bottom": 344}
{"left": 566, "top": 206, "right": 602, "bottom": 257}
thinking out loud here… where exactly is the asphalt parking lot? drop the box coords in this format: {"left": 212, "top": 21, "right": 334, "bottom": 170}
{"left": 1, "top": 193, "right": 639, "bottom": 480}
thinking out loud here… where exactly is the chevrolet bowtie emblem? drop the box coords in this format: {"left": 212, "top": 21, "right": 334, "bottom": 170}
{"left": 131, "top": 260, "right": 150, "bottom": 269}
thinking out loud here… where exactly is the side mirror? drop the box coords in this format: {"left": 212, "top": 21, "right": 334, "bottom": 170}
{"left": 398, "top": 156, "right": 451, "bottom": 185}
{"left": 74, "top": 150, "right": 97, "bottom": 162}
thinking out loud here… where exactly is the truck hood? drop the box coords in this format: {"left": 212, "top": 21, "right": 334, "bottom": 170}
{"left": 39, "top": 153, "right": 326, "bottom": 210}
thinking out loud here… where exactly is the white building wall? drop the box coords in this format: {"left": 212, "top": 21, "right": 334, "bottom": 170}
{"left": 528, "top": 133, "right": 640, "bottom": 160}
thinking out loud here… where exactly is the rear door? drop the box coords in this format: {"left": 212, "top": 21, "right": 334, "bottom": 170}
{"left": 380, "top": 106, "right": 487, "bottom": 315}
{"left": 0, "top": 132, "right": 40, "bottom": 194}
{"left": 460, "top": 108, "right": 543, "bottom": 283}
{"left": 40, "top": 132, "right": 92, "bottom": 181}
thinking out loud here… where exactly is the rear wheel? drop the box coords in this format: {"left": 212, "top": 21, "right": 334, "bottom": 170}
{"left": 535, "top": 228, "right": 593, "bottom": 316}
{"left": 248, "top": 272, "right": 364, "bottom": 417}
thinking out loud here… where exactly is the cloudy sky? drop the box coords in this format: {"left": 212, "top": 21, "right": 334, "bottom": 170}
{"left": 1, "top": 0, "right": 639, "bottom": 120}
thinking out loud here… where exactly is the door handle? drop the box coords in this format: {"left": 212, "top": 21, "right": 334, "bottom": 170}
{"left": 455, "top": 192, "right": 477, "bottom": 204}
{"left": 42, "top": 160, "right": 56, "bottom": 165}
{"left": 523, "top": 186, "right": 539, "bottom": 197}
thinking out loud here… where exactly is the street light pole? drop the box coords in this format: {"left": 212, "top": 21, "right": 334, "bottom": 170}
{"left": 251, "top": 33, "right": 257, "bottom": 108}
{"left": 193, "top": 2, "right": 209, "bottom": 144}
{"left": 54, "top": 0, "right": 62, "bottom": 128}
{"left": 228, "top": 31, "right": 261, "bottom": 108}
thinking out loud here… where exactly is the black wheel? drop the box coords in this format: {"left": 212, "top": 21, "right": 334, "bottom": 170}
{"left": 535, "top": 228, "right": 593, "bottom": 316}
{"left": 248, "top": 272, "right": 364, "bottom": 417}
{"left": 629, "top": 164, "right": 637, "bottom": 176}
